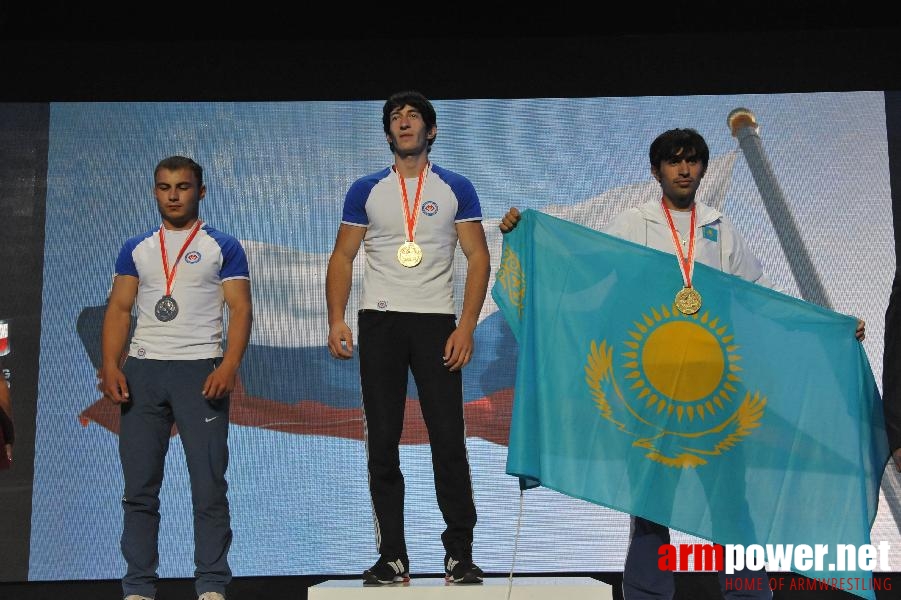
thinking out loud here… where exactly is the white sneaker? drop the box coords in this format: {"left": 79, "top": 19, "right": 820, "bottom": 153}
{"left": 198, "top": 593, "right": 225, "bottom": 600}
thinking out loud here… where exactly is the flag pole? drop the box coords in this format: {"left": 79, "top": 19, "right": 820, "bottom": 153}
{"left": 728, "top": 108, "right": 833, "bottom": 309}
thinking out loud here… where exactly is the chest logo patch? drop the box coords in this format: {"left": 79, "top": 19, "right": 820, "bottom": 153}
{"left": 421, "top": 200, "right": 439, "bottom": 216}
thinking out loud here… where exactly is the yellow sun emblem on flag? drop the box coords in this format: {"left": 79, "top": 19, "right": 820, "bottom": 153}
{"left": 586, "top": 304, "right": 766, "bottom": 468}
{"left": 624, "top": 306, "right": 740, "bottom": 425}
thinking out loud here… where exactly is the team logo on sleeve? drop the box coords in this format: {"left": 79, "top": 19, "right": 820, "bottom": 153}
{"left": 185, "top": 251, "right": 202, "bottom": 264}
{"left": 421, "top": 201, "right": 439, "bottom": 216}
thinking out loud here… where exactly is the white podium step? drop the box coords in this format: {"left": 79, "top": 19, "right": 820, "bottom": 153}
{"left": 308, "top": 576, "right": 612, "bottom": 600}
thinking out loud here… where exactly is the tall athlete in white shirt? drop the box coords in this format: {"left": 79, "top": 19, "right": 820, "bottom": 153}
{"left": 326, "top": 91, "right": 490, "bottom": 586}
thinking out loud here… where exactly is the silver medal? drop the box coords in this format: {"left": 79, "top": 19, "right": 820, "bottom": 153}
{"left": 154, "top": 295, "right": 179, "bottom": 322}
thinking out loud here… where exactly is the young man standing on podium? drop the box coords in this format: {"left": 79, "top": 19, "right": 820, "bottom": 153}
{"left": 503, "top": 128, "right": 775, "bottom": 600}
{"left": 100, "top": 156, "right": 252, "bottom": 600}
{"left": 501, "top": 128, "right": 867, "bottom": 599}
{"left": 326, "top": 91, "right": 490, "bottom": 585}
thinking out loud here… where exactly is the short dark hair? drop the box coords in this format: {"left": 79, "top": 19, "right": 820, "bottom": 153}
{"left": 382, "top": 90, "right": 437, "bottom": 151}
{"left": 155, "top": 155, "right": 203, "bottom": 186}
{"left": 649, "top": 129, "right": 709, "bottom": 170}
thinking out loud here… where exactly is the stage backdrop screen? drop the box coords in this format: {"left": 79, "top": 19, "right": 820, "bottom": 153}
{"left": 28, "top": 92, "right": 899, "bottom": 579}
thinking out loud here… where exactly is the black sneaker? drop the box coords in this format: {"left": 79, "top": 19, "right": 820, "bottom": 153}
{"left": 444, "top": 554, "right": 484, "bottom": 584}
{"left": 363, "top": 555, "right": 410, "bottom": 585}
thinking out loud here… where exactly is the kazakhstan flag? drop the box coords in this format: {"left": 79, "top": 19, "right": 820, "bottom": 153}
{"left": 493, "top": 210, "right": 888, "bottom": 599}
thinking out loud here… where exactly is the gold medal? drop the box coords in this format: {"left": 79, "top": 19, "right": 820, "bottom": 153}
{"left": 661, "top": 200, "right": 701, "bottom": 315}
{"left": 394, "top": 163, "right": 428, "bottom": 269}
{"left": 675, "top": 286, "right": 701, "bottom": 315}
{"left": 397, "top": 241, "right": 423, "bottom": 267}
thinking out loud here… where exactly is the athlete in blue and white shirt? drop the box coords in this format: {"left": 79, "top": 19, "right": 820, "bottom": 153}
{"left": 100, "top": 156, "right": 252, "bottom": 600}
{"left": 326, "top": 91, "right": 490, "bottom": 586}
{"left": 340, "top": 161, "right": 482, "bottom": 314}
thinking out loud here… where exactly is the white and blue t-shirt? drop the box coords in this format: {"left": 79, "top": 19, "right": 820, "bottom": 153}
{"left": 114, "top": 223, "right": 250, "bottom": 360}
{"left": 342, "top": 163, "right": 482, "bottom": 314}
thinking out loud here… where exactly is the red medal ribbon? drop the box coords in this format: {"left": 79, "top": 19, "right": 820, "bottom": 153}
{"left": 396, "top": 163, "right": 428, "bottom": 242}
{"left": 660, "top": 200, "right": 696, "bottom": 289}
{"left": 159, "top": 220, "right": 203, "bottom": 296}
